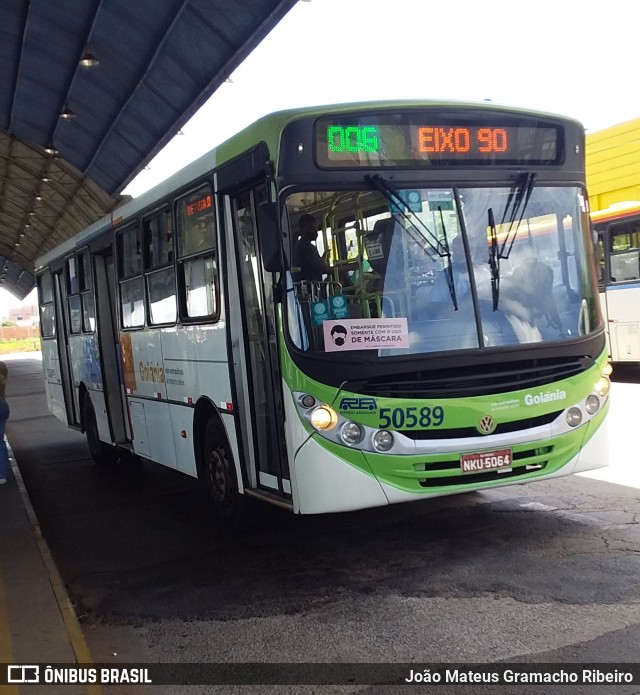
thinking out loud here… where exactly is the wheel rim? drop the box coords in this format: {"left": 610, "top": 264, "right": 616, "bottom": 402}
{"left": 205, "top": 445, "right": 234, "bottom": 515}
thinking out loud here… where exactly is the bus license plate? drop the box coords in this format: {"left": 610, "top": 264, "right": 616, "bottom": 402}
{"left": 460, "top": 448, "right": 512, "bottom": 474}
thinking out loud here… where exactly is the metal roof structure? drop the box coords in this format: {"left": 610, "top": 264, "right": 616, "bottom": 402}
{"left": 0, "top": 0, "right": 297, "bottom": 300}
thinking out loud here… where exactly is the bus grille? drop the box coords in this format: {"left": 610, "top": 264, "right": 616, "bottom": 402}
{"left": 415, "top": 445, "right": 554, "bottom": 488}
{"left": 401, "top": 410, "right": 562, "bottom": 440}
{"left": 348, "top": 356, "right": 591, "bottom": 399}
{"left": 418, "top": 464, "right": 548, "bottom": 487}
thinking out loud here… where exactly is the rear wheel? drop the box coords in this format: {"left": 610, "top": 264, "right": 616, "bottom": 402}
{"left": 202, "top": 419, "right": 246, "bottom": 529}
{"left": 83, "top": 395, "right": 118, "bottom": 466}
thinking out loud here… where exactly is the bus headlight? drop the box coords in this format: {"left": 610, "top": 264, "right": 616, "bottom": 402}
{"left": 341, "top": 421, "right": 364, "bottom": 445}
{"left": 309, "top": 404, "right": 338, "bottom": 431}
{"left": 602, "top": 363, "right": 613, "bottom": 377}
{"left": 585, "top": 395, "right": 600, "bottom": 415}
{"left": 566, "top": 407, "right": 583, "bottom": 427}
{"left": 594, "top": 376, "right": 610, "bottom": 397}
{"left": 373, "top": 430, "right": 394, "bottom": 452}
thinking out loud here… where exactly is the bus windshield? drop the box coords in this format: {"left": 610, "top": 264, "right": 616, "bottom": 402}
{"left": 285, "top": 185, "right": 601, "bottom": 357}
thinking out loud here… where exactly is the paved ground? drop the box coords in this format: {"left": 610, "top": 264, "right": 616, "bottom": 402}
{"left": 5, "top": 354, "right": 640, "bottom": 694}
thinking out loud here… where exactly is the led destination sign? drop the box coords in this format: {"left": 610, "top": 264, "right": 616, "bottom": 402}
{"left": 186, "top": 194, "right": 213, "bottom": 217}
{"left": 315, "top": 113, "right": 562, "bottom": 168}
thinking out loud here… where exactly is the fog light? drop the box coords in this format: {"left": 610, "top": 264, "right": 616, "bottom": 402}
{"left": 594, "top": 376, "right": 610, "bottom": 397}
{"left": 309, "top": 404, "right": 338, "bottom": 431}
{"left": 566, "top": 407, "right": 583, "bottom": 427}
{"left": 299, "top": 393, "right": 316, "bottom": 409}
{"left": 585, "top": 395, "right": 600, "bottom": 415}
{"left": 373, "top": 430, "right": 394, "bottom": 452}
{"left": 341, "top": 421, "right": 364, "bottom": 445}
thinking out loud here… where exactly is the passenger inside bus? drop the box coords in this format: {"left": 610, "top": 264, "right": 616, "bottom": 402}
{"left": 501, "top": 255, "right": 560, "bottom": 331}
{"left": 292, "top": 214, "right": 330, "bottom": 283}
{"left": 362, "top": 217, "right": 405, "bottom": 294}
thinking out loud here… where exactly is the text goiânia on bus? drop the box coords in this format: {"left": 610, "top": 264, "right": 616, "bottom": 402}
{"left": 35, "top": 100, "right": 611, "bottom": 526}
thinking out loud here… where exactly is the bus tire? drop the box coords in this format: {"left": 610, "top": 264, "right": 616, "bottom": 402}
{"left": 82, "top": 395, "right": 117, "bottom": 466}
{"left": 202, "top": 418, "right": 246, "bottom": 529}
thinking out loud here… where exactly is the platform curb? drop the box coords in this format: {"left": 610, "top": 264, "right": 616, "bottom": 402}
{"left": 7, "top": 440, "right": 103, "bottom": 695}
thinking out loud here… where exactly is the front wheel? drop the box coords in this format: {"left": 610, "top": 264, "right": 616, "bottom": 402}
{"left": 82, "top": 395, "right": 117, "bottom": 466}
{"left": 202, "top": 419, "right": 246, "bottom": 529}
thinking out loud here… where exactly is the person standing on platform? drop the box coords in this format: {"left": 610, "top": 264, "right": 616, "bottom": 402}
{"left": 0, "top": 360, "right": 9, "bottom": 484}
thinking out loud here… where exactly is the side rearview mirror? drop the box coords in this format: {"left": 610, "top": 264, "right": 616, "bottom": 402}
{"left": 257, "top": 202, "right": 286, "bottom": 272}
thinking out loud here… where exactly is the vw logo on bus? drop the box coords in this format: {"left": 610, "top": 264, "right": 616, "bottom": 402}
{"left": 478, "top": 415, "right": 496, "bottom": 435}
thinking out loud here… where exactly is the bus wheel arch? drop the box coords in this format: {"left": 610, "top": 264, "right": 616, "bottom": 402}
{"left": 194, "top": 399, "right": 246, "bottom": 527}
{"left": 192, "top": 398, "right": 220, "bottom": 478}
{"left": 78, "top": 382, "right": 89, "bottom": 431}
{"left": 81, "top": 390, "right": 117, "bottom": 466}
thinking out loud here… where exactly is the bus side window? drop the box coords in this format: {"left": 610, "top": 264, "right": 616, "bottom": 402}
{"left": 143, "top": 208, "right": 176, "bottom": 325}
{"left": 37, "top": 270, "right": 55, "bottom": 338}
{"left": 120, "top": 277, "right": 145, "bottom": 328}
{"left": 117, "top": 223, "right": 145, "bottom": 328}
{"left": 78, "top": 250, "right": 95, "bottom": 332}
{"left": 609, "top": 221, "right": 640, "bottom": 283}
{"left": 65, "top": 256, "right": 82, "bottom": 334}
{"left": 176, "top": 185, "right": 219, "bottom": 320}
{"left": 183, "top": 256, "right": 217, "bottom": 317}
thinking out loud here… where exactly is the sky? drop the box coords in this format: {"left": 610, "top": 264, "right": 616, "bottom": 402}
{"left": 118, "top": 0, "right": 640, "bottom": 199}
{"left": 3, "top": 0, "right": 639, "bottom": 310}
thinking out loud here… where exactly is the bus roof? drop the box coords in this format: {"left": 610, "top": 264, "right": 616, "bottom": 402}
{"left": 591, "top": 200, "right": 640, "bottom": 225}
{"left": 35, "top": 99, "right": 583, "bottom": 270}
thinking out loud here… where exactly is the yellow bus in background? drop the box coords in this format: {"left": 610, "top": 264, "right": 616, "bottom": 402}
{"left": 586, "top": 117, "right": 640, "bottom": 363}
{"left": 586, "top": 117, "right": 640, "bottom": 212}
{"left": 591, "top": 202, "right": 640, "bottom": 363}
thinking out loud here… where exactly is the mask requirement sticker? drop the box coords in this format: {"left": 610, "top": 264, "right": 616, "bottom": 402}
{"left": 323, "top": 318, "right": 409, "bottom": 352}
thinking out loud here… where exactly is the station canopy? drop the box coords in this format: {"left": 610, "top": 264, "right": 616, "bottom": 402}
{"left": 0, "top": 0, "right": 297, "bottom": 300}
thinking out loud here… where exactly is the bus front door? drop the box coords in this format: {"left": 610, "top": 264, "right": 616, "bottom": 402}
{"left": 227, "top": 185, "right": 291, "bottom": 500}
{"left": 52, "top": 270, "right": 79, "bottom": 426}
{"left": 93, "top": 251, "right": 132, "bottom": 444}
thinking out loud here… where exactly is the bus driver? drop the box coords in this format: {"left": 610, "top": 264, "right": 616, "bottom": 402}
{"left": 292, "top": 214, "right": 330, "bottom": 283}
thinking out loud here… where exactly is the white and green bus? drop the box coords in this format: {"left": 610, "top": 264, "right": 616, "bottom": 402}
{"left": 35, "top": 100, "right": 611, "bottom": 525}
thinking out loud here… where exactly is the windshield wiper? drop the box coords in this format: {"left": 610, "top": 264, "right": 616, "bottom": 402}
{"left": 488, "top": 207, "right": 500, "bottom": 310}
{"left": 365, "top": 174, "right": 447, "bottom": 260}
{"left": 365, "top": 174, "right": 458, "bottom": 309}
{"left": 499, "top": 172, "right": 536, "bottom": 259}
